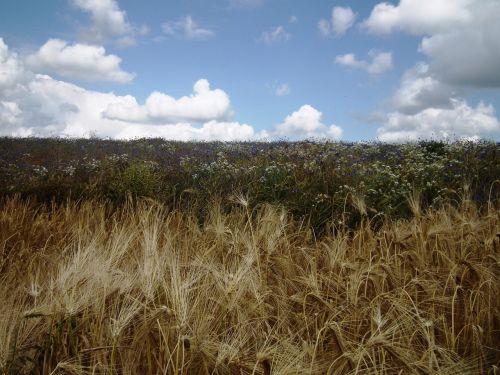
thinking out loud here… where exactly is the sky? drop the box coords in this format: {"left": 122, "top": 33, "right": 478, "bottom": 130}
{"left": 1, "top": 0, "right": 500, "bottom": 142}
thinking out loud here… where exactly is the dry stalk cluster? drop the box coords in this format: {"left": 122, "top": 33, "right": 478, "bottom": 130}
{"left": 0, "top": 196, "right": 499, "bottom": 374}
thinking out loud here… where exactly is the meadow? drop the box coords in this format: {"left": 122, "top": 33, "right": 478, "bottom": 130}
{"left": 0, "top": 137, "right": 499, "bottom": 374}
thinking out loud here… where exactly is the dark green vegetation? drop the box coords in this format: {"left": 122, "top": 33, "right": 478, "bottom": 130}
{"left": 1, "top": 137, "right": 499, "bottom": 232}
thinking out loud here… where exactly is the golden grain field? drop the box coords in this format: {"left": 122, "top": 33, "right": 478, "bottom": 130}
{"left": 0, "top": 196, "right": 499, "bottom": 374}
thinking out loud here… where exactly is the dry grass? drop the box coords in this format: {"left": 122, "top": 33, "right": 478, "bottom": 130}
{"left": 0, "top": 196, "right": 499, "bottom": 374}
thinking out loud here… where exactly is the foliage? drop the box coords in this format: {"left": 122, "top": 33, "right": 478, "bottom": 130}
{"left": 0, "top": 137, "right": 499, "bottom": 232}
{"left": 107, "top": 159, "right": 163, "bottom": 200}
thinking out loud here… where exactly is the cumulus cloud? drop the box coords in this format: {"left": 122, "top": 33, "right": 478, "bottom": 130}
{"left": 377, "top": 99, "right": 500, "bottom": 142}
{"left": 104, "top": 79, "right": 231, "bottom": 123}
{"left": 1, "top": 39, "right": 342, "bottom": 142}
{"left": 162, "top": 16, "right": 215, "bottom": 41}
{"left": 0, "top": 74, "right": 253, "bottom": 140}
{"left": 273, "top": 105, "right": 342, "bottom": 140}
{"left": 259, "top": 26, "right": 291, "bottom": 45}
{"left": 363, "top": 0, "right": 500, "bottom": 87}
{"left": 391, "top": 62, "right": 457, "bottom": 114}
{"left": 26, "top": 39, "right": 135, "bottom": 83}
{"left": 0, "top": 39, "right": 255, "bottom": 140}
{"left": 275, "top": 83, "right": 290, "bottom": 97}
{"left": 72, "top": 0, "right": 129, "bottom": 35}
{"left": 0, "top": 101, "right": 22, "bottom": 130}
{"left": 0, "top": 38, "right": 29, "bottom": 91}
{"left": 114, "top": 121, "right": 256, "bottom": 141}
{"left": 71, "top": 0, "right": 148, "bottom": 45}
{"left": 0, "top": 74, "right": 113, "bottom": 137}
{"left": 361, "top": 0, "right": 500, "bottom": 140}
{"left": 374, "top": 60, "right": 500, "bottom": 141}
{"left": 319, "top": 6, "right": 357, "bottom": 37}
{"left": 362, "top": 0, "right": 470, "bottom": 35}
{"left": 419, "top": 2, "right": 500, "bottom": 87}
{"left": 335, "top": 50, "right": 393, "bottom": 75}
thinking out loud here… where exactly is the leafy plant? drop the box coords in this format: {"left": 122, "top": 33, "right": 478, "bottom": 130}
{"left": 108, "top": 160, "right": 163, "bottom": 200}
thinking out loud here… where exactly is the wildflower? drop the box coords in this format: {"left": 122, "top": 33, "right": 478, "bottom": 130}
{"left": 33, "top": 165, "right": 48, "bottom": 177}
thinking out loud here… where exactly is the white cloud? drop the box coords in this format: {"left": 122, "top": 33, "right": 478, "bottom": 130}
{"left": 1, "top": 39, "right": 343, "bottom": 142}
{"left": 104, "top": 79, "right": 231, "bottom": 123}
{"left": 0, "top": 38, "right": 29, "bottom": 91}
{"left": 26, "top": 39, "right": 134, "bottom": 83}
{"left": 275, "top": 83, "right": 290, "bottom": 97}
{"left": 363, "top": 0, "right": 500, "bottom": 87}
{"left": 289, "top": 15, "right": 298, "bottom": 24}
{"left": 273, "top": 105, "right": 342, "bottom": 140}
{"left": 362, "top": 0, "right": 470, "bottom": 35}
{"left": 259, "top": 26, "right": 291, "bottom": 45}
{"left": 377, "top": 99, "right": 500, "bottom": 142}
{"left": 72, "top": 0, "right": 129, "bottom": 35}
{"left": 0, "top": 101, "right": 22, "bottom": 130}
{"left": 319, "top": 6, "right": 357, "bottom": 37}
{"left": 362, "top": 0, "right": 500, "bottom": 141}
{"left": 0, "top": 39, "right": 256, "bottom": 140}
{"left": 392, "top": 62, "right": 457, "bottom": 114}
{"left": 0, "top": 74, "right": 119, "bottom": 137}
{"left": 318, "top": 20, "right": 331, "bottom": 38}
{"left": 114, "top": 121, "right": 256, "bottom": 141}
{"left": 1, "top": 68, "right": 345, "bottom": 142}
{"left": 372, "top": 59, "right": 500, "bottom": 142}
{"left": 0, "top": 73, "right": 253, "bottom": 140}
{"left": 71, "top": 0, "right": 147, "bottom": 45}
{"left": 335, "top": 50, "right": 393, "bottom": 75}
{"left": 419, "top": 2, "right": 500, "bottom": 87}
{"left": 162, "top": 16, "right": 215, "bottom": 40}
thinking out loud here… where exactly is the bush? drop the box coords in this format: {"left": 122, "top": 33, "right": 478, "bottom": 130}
{"left": 108, "top": 160, "right": 163, "bottom": 200}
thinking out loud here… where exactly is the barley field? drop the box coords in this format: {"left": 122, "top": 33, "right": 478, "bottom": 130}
{"left": 0, "top": 195, "right": 499, "bottom": 374}
{"left": 0, "top": 139, "right": 499, "bottom": 374}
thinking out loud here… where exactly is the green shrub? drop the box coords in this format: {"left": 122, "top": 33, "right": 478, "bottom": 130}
{"left": 108, "top": 160, "right": 162, "bottom": 200}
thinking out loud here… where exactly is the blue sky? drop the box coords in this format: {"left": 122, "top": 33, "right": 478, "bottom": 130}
{"left": 1, "top": 0, "right": 499, "bottom": 141}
